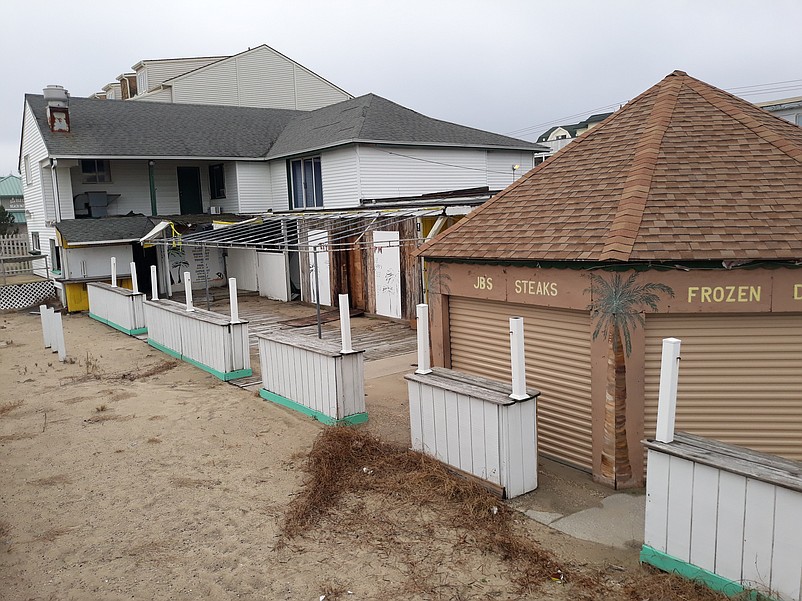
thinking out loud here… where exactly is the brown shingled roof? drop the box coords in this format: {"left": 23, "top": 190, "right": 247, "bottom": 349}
{"left": 419, "top": 70, "right": 802, "bottom": 263}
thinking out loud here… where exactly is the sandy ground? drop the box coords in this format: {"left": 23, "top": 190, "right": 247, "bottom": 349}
{"left": 0, "top": 309, "right": 638, "bottom": 600}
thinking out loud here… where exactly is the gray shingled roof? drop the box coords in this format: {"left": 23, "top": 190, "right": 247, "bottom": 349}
{"left": 56, "top": 215, "right": 155, "bottom": 244}
{"left": 26, "top": 95, "right": 301, "bottom": 158}
{"left": 266, "top": 94, "right": 545, "bottom": 157}
{"left": 26, "top": 93, "right": 544, "bottom": 160}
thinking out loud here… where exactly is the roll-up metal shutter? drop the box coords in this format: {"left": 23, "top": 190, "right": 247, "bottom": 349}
{"left": 644, "top": 314, "right": 802, "bottom": 462}
{"left": 448, "top": 296, "right": 593, "bottom": 470}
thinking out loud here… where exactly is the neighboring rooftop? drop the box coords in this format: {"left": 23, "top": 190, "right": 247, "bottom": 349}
{"left": 0, "top": 175, "right": 22, "bottom": 198}
{"left": 420, "top": 70, "right": 802, "bottom": 263}
{"left": 25, "top": 92, "right": 546, "bottom": 160}
{"left": 56, "top": 215, "right": 155, "bottom": 245}
{"left": 537, "top": 112, "right": 614, "bottom": 143}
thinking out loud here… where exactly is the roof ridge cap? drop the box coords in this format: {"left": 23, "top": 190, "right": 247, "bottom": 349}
{"left": 599, "top": 74, "right": 683, "bottom": 261}
{"left": 683, "top": 77, "right": 802, "bottom": 165}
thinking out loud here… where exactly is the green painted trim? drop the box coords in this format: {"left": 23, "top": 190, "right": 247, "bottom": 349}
{"left": 89, "top": 312, "right": 147, "bottom": 337}
{"left": 259, "top": 388, "right": 368, "bottom": 426}
{"left": 640, "top": 546, "right": 769, "bottom": 600}
{"left": 146, "top": 339, "right": 252, "bottom": 381}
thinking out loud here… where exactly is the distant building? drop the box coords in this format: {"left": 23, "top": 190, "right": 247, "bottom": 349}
{"left": 536, "top": 112, "right": 614, "bottom": 156}
{"left": 755, "top": 96, "right": 802, "bottom": 126}
{"left": 0, "top": 175, "right": 26, "bottom": 236}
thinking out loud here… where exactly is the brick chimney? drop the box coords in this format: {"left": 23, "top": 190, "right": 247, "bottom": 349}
{"left": 43, "top": 85, "right": 70, "bottom": 133}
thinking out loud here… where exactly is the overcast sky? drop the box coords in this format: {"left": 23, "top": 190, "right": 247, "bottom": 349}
{"left": 2, "top": 0, "right": 801, "bottom": 175}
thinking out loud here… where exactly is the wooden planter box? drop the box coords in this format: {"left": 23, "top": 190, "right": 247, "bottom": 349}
{"left": 143, "top": 299, "right": 251, "bottom": 381}
{"left": 643, "top": 433, "right": 802, "bottom": 600}
{"left": 87, "top": 282, "right": 147, "bottom": 336}
{"left": 257, "top": 331, "right": 366, "bottom": 425}
{"left": 405, "top": 367, "right": 540, "bottom": 499}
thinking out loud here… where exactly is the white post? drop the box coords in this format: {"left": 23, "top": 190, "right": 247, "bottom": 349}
{"left": 229, "top": 277, "right": 239, "bottom": 324}
{"left": 40, "top": 304, "right": 51, "bottom": 348}
{"left": 53, "top": 311, "right": 66, "bottom": 362}
{"left": 509, "top": 317, "right": 528, "bottom": 400}
{"left": 415, "top": 303, "right": 432, "bottom": 374}
{"left": 184, "top": 272, "right": 194, "bottom": 312}
{"left": 110, "top": 257, "right": 117, "bottom": 288}
{"left": 150, "top": 265, "right": 159, "bottom": 301}
{"left": 338, "top": 293, "right": 353, "bottom": 354}
{"left": 129, "top": 261, "right": 139, "bottom": 293}
{"left": 47, "top": 308, "right": 58, "bottom": 354}
{"left": 655, "top": 337, "right": 682, "bottom": 443}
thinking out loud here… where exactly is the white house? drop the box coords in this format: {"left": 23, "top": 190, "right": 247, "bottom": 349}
{"left": 20, "top": 75, "right": 546, "bottom": 316}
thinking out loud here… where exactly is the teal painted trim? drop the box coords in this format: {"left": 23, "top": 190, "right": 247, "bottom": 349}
{"left": 147, "top": 339, "right": 252, "bottom": 381}
{"left": 259, "top": 388, "right": 368, "bottom": 426}
{"left": 89, "top": 312, "right": 147, "bottom": 337}
{"left": 640, "top": 546, "right": 769, "bottom": 600}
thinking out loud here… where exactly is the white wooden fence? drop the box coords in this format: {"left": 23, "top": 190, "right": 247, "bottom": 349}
{"left": 0, "top": 235, "right": 29, "bottom": 257}
{"left": 144, "top": 299, "right": 251, "bottom": 380}
{"left": 257, "top": 330, "right": 366, "bottom": 425}
{"left": 0, "top": 235, "right": 34, "bottom": 277}
{"left": 642, "top": 337, "right": 802, "bottom": 600}
{"left": 406, "top": 367, "right": 539, "bottom": 498}
{"left": 87, "top": 282, "right": 146, "bottom": 336}
{"left": 39, "top": 304, "right": 66, "bottom": 362}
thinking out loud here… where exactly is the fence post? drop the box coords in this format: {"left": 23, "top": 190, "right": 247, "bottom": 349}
{"left": 130, "top": 261, "right": 139, "bottom": 293}
{"left": 150, "top": 266, "right": 158, "bottom": 301}
{"left": 184, "top": 272, "right": 194, "bottom": 312}
{"left": 339, "top": 294, "right": 353, "bottom": 354}
{"left": 509, "top": 317, "right": 528, "bottom": 400}
{"left": 415, "top": 303, "right": 432, "bottom": 374}
{"left": 53, "top": 311, "right": 66, "bottom": 362}
{"left": 655, "top": 337, "right": 682, "bottom": 443}
{"left": 40, "top": 304, "right": 51, "bottom": 348}
{"left": 110, "top": 257, "right": 117, "bottom": 288}
{"left": 229, "top": 278, "right": 239, "bottom": 323}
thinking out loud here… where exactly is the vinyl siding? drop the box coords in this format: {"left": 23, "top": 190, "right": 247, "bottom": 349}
{"left": 20, "top": 102, "right": 55, "bottom": 274}
{"left": 168, "top": 46, "right": 349, "bottom": 109}
{"left": 139, "top": 57, "right": 223, "bottom": 92}
{"left": 131, "top": 87, "right": 173, "bottom": 103}
{"left": 320, "top": 147, "right": 359, "bottom": 209}
{"left": 485, "top": 150, "right": 537, "bottom": 189}
{"left": 216, "top": 162, "right": 239, "bottom": 214}
{"left": 293, "top": 64, "right": 351, "bottom": 110}
{"left": 235, "top": 162, "right": 272, "bottom": 214}
{"left": 269, "top": 161, "right": 289, "bottom": 211}
{"left": 358, "top": 146, "right": 491, "bottom": 199}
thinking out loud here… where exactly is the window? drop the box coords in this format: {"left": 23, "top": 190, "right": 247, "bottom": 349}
{"left": 23, "top": 155, "right": 31, "bottom": 185}
{"left": 31, "top": 232, "right": 40, "bottom": 252}
{"left": 208, "top": 164, "right": 226, "bottom": 199}
{"left": 289, "top": 156, "right": 323, "bottom": 209}
{"left": 533, "top": 156, "right": 546, "bottom": 167}
{"left": 81, "top": 159, "right": 112, "bottom": 183}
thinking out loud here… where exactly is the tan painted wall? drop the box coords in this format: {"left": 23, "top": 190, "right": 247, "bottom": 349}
{"left": 427, "top": 262, "right": 802, "bottom": 484}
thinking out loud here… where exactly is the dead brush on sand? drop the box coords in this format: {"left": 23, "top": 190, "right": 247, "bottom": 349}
{"left": 0, "top": 400, "right": 23, "bottom": 417}
{"left": 282, "top": 428, "right": 728, "bottom": 600}
{"left": 64, "top": 359, "right": 179, "bottom": 384}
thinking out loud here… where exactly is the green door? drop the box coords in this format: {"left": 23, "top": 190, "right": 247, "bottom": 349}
{"left": 177, "top": 166, "right": 203, "bottom": 215}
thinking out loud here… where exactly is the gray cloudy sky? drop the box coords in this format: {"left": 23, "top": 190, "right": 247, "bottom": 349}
{"left": 2, "top": 0, "right": 801, "bottom": 175}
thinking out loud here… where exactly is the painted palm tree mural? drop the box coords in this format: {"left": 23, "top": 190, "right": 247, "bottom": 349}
{"left": 587, "top": 272, "right": 674, "bottom": 488}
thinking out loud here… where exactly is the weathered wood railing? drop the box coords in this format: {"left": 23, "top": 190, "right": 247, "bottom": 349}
{"left": 87, "top": 282, "right": 146, "bottom": 336}
{"left": 642, "top": 337, "right": 802, "bottom": 600}
{"left": 406, "top": 367, "right": 540, "bottom": 498}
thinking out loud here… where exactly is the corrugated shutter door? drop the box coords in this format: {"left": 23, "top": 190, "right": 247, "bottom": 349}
{"left": 644, "top": 314, "right": 802, "bottom": 462}
{"left": 448, "top": 296, "right": 593, "bottom": 470}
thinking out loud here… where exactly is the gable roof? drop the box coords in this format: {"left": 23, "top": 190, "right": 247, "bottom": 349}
{"left": 266, "top": 93, "right": 546, "bottom": 158}
{"left": 536, "top": 111, "right": 614, "bottom": 142}
{"left": 0, "top": 175, "right": 22, "bottom": 198}
{"left": 25, "top": 94, "right": 301, "bottom": 159}
{"left": 420, "top": 70, "right": 802, "bottom": 263}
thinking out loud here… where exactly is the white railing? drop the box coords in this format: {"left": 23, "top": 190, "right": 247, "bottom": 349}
{"left": 87, "top": 282, "right": 147, "bottom": 336}
{"left": 0, "top": 235, "right": 29, "bottom": 257}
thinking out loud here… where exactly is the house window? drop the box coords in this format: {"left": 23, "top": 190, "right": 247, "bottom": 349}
{"left": 209, "top": 164, "right": 226, "bottom": 199}
{"left": 81, "top": 159, "right": 112, "bottom": 184}
{"left": 31, "top": 232, "right": 40, "bottom": 251}
{"left": 534, "top": 156, "right": 546, "bottom": 167}
{"left": 289, "top": 156, "right": 323, "bottom": 209}
{"left": 23, "top": 155, "right": 31, "bottom": 185}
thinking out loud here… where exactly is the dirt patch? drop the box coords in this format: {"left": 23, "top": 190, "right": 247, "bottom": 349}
{"left": 0, "top": 400, "right": 23, "bottom": 417}
{"left": 30, "top": 475, "right": 71, "bottom": 486}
